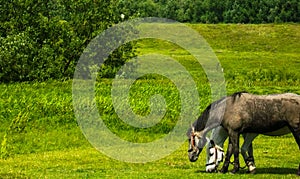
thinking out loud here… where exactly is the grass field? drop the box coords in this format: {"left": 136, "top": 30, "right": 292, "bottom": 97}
{"left": 1, "top": 23, "right": 300, "bottom": 178}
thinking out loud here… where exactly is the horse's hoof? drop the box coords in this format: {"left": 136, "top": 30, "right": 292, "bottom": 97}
{"left": 220, "top": 167, "right": 228, "bottom": 174}
{"left": 247, "top": 165, "right": 256, "bottom": 174}
{"left": 246, "top": 168, "right": 256, "bottom": 174}
{"left": 230, "top": 168, "right": 239, "bottom": 174}
{"left": 206, "top": 169, "right": 217, "bottom": 173}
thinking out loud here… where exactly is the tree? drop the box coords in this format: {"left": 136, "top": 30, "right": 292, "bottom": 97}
{"left": 0, "top": 0, "right": 136, "bottom": 82}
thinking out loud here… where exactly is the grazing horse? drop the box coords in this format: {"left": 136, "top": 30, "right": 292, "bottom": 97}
{"left": 205, "top": 126, "right": 258, "bottom": 173}
{"left": 187, "top": 92, "right": 300, "bottom": 175}
{"left": 205, "top": 139, "right": 225, "bottom": 172}
{"left": 204, "top": 125, "right": 290, "bottom": 173}
{"left": 189, "top": 124, "right": 260, "bottom": 173}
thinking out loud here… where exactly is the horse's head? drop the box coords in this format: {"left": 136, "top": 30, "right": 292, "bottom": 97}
{"left": 187, "top": 127, "right": 207, "bottom": 162}
{"left": 187, "top": 101, "right": 222, "bottom": 162}
{"left": 205, "top": 140, "right": 224, "bottom": 172}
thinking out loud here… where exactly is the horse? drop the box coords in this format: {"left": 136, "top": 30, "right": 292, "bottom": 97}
{"left": 187, "top": 92, "right": 300, "bottom": 175}
{"left": 204, "top": 125, "right": 290, "bottom": 173}
{"left": 204, "top": 126, "right": 258, "bottom": 173}
{"left": 189, "top": 124, "right": 260, "bottom": 173}
{"left": 187, "top": 93, "right": 258, "bottom": 172}
{"left": 205, "top": 138, "right": 225, "bottom": 172}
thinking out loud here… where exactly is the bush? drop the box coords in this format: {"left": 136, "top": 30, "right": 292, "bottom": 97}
{"left": 0, "top": 0, "right": 136, "bottom": 82}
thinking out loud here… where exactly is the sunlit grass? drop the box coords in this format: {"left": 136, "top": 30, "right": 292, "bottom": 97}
{"left": 0, "top": 137, "right": 299, "bottom": 178}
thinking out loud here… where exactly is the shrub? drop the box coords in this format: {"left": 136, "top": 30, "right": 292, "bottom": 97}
{"left": 0, "top": 0, "right": 136, "bottom": 82}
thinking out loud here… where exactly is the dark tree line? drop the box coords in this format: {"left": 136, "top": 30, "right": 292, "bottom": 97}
{"left": 118, "top": 0, "right": 300, "bottom": 23}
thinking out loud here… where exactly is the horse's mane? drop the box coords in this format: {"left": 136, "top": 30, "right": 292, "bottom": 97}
{"left": 231, "top": 91, "right": 248, "bottom": 103}
{"left": 187, "top": 96, "right": 226, "bottom": 137}
{"left": 194, "top": 103, "right": 212, "bottom": 131}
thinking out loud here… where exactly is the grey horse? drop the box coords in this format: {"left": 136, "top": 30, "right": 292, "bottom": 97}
{"left": 203, "top": 125, "right": 290, "bottom": 173}
{"left": 187, "top": 92, "right": 300, "bottom": 175}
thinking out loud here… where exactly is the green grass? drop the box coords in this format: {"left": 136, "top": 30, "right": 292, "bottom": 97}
{"left": 0, "top": 137, "right": 298, "bottom": 178}
{"left": 1, "top": 23, "right": 300, "bottom": 178}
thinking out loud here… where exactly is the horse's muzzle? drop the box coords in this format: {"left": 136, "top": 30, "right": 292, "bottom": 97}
{"left": 188, "top": 148, "right": 203, "bottom": 162}
{"left": 189, "top": 155, "right": 198, "bottom": 162}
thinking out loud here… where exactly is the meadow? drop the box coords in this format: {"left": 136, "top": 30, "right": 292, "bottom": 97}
{"left": 0, "top": 23, "right": 300, "bottom": 178}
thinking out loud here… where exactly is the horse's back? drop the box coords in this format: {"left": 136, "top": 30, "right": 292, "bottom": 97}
{"left": 224, "top": 92, "right": 300, "bottom": 133}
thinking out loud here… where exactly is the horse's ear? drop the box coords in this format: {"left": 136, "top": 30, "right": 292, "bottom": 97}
{"left": 210, "top": 140, "right": 215, "bottom": 147}
{"left": 191, "top": 124, "right": 195, "bottom": 134}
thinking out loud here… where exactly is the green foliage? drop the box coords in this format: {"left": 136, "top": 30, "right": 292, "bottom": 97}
{"left": 0, "top": 0, "right": 136, "bottom": 82}
{"left": 1, "top": 0, "right": 298, "bottom": 82}
{"left": 117, "top": 0, "right": 160, "bottom": 18}
{"left": 117, "top": 0, "right": 300, "bottom": 23}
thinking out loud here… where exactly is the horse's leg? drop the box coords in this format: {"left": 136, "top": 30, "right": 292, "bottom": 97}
{"left": 241, "top": 133, "right": 250, "bottom": 162}
{"left": 220, "top": 139, "right": 232, "bottom": 173}
{"left": 220, "top": 129, "right": 240, "bottom": 174}
{"left": 246, "top": 143, "right": 256, "bottom": 173}
{"left": 287, "top": 126, "right": 300, "bottom": 175}
{"left": 229, "top": 131, "right": 240, "bottom": 174}
{"left": 293, "top": 129, "right": 300, "bottom": 176}
{"left": 241, "top": 133, "right": 258, "bottom": 173}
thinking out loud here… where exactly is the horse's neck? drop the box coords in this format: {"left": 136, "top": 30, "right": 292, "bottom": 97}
{"left": 194, "top": 97, "right": 227, "bottom": 136}
{"left": 202, "top": 122, "right": 220, "bottom": 136}
{"left": 202, "top": 99, "right": 226, "bottom": 134}
{"left": 194, "top": 107, "right": 210, "bottom": 131}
